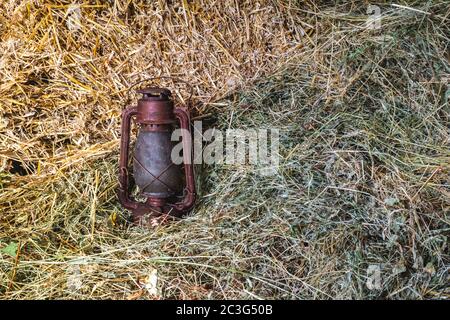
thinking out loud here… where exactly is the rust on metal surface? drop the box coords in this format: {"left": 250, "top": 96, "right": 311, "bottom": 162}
{"left": 118, "top": 87, "right": 196, "bottom": 224}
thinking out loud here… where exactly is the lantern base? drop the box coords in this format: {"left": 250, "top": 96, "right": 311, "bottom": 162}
{"left": 130, "top": 200, "right": 186, "bottom": 226}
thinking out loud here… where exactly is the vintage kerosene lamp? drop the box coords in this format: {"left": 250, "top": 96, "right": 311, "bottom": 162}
{"left": 118, "top": 87, "right": 195, "bottom": 223}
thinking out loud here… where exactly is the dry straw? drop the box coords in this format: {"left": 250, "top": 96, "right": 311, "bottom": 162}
{"left": 0, "top": 1, "right": 449, "bottom": 299}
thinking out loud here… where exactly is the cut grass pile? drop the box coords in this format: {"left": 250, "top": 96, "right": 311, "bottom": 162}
{"left": 0, "top": 1, "right": 449, "bottom": 299}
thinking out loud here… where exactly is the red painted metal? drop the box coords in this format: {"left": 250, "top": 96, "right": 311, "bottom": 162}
{"left": 118, "top": 87, "right": 196, "bottom": 224}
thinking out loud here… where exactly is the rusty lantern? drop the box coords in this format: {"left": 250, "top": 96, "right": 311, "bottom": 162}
{"left": 118, "top": 87, "right": 195, "bottom": 223}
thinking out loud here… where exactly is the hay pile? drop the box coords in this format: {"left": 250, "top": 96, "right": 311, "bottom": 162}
{"left": 1, "top": 1, "right": 449, "bottom": 299}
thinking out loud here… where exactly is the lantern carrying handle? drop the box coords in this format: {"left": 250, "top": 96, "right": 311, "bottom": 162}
{"left": 128, "top": 76, "right": 193, "bottom": 106}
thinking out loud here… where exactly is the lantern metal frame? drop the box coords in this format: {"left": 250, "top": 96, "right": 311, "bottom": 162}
{"left": 118, "top": 87, "right": 195, "bottom": 223}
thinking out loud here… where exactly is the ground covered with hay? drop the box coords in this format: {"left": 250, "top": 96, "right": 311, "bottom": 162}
{"left": 0, "top": 1, "right": 449, "bottom": 299}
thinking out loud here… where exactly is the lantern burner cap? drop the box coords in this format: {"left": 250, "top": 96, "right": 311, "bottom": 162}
{"left": 137, "top": 87, "right": 172, "bottom": 100}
